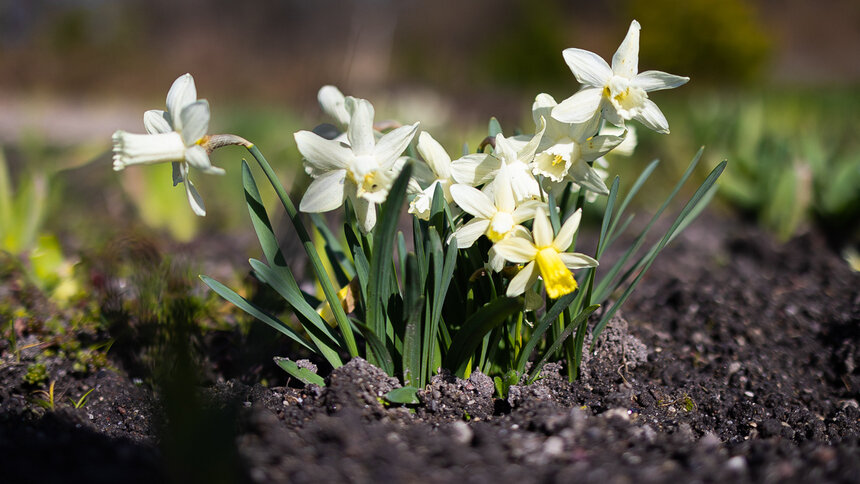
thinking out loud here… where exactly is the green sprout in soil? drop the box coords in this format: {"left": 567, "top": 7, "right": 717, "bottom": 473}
{"left": 23, "top": 362, "right": 48, "bottom": 386}
{"left": 32, "top": 380, "right": 57, "bottom": 411}
{"left": 111, "top": 21, "right": 724, "bottom": 392}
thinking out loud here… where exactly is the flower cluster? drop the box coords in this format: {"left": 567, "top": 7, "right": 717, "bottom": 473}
{"left": 294, "top": 20, "right": 686, "bottom": 301}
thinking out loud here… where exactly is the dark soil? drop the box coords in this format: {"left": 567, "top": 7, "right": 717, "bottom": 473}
{"left": 1, "top": 214, "right": 858, "bottom": 483}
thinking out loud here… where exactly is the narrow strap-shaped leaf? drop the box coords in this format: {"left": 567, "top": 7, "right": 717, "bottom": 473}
{"left": 488, "top": 117, "right": 503, "bottom": 137}
{"left": 200, "top": 275, "right": 314, "bottom": 353}
{"left": 244, "top": 147, "right": 359, "bottom": 357}
{"left": 604, "top": 159, "right": 660, "bottom": 251}
{"left": 249, "top": 258, "right": 343, "bottom": 367}
{"left": 528, "top": 304, "right": 599, "bottom": 382}
{"left": 310, "top": 213, "right": 354, "bottom": 286}
{"left": 352, "top": 319, "right": 395, "bottom": 376}
{"left": 593, "top": 148, "right": 705, "bottom": 303}
{"left": 366, "top": 163, "right": 413, "bottom": 340}
{"left": 275, "top": 357, "right": 325, "bottom": 387}
{"left": 444, "top": 297, "right": 521, "bottom": 377}
{"left": 402, "top": 253, "right": 424, "bottom": 386}
{"left": 514, "top": 289, "right": 578, "bottom": 375}
{"left": 591, "top": 159, "right": 727, "bottom": 343}
{"left": 384, "top": 386, "right": 420, "bottom": 404}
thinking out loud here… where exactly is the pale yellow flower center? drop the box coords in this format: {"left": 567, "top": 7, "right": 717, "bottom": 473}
{"left": 535, "top": 247, "right": 578, "bottom": 299}
{"left": 552, "top": 154, "right": 565, "bottom": 166}
{"left": 487, "top": 211, "right": 515, "bottom": 242}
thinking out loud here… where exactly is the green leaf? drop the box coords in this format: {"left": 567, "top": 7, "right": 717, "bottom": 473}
{"left": 514, "top": 289, "right": 578, "bottom": 375}
{"left": 528, "top": 304, "right": 599, "bottom": 382}
{"left": 275, "top": 357, "right": 325, "bottom": 387}
{"left": 444, "top": 297, "right": 521, "bottom": 377}
{"left": 366, "top": 163, "right": 413, "bottom": 342}
{"left": 488, "top": 117, "right": 503, "bottom": 137}
{"left": 310, "top": 213, "right": 354, "bottom": 286}
{"left": 244, "top": 148, "right": 359, "bottom": 357}
{"left": 402, "top": 254, "right": 425, "bottom": 387}
{"left": 200, "top": 275, "right": 314, "bottom": 353}
{"left": 353, "top": 319, "right": 395, "bottom": 376}
{"left": 248, "top": 258, "right": 343, "bottom": 368}
{"left": 591, "top": 159, "right": 727, "bottom": 343}
{"left": 384, "top": 386, "right": 421, "bottom": 405}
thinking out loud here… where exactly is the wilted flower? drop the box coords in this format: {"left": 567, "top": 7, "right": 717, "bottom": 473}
{"left": 552, "top": 20, "right": 689, "bottom": 134}
{"left": 112, "top": 73, "right": 224, "bottom": 216}
{"left": 493, "top": 207, "right": 597, "bottom": 299}
{"left": 295, "top": 96, "right": 418, "bottom": 232}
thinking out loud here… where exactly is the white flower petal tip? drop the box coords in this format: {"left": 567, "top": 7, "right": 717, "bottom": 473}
{"left": 318, "top": 85, "right": 350, "bottom": 126}
{"left": 112, "top": 131, "right": 186, "bottom": 170}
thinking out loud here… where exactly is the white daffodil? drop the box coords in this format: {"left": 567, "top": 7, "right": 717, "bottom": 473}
{"left": 295, "top": 96, "right": 418, "bottom": 233}
{"left": 450, "top": 120, "right": 546, "bottom": 202}
{"left": 112, "top": 73, "right": 224, "bottom": 216}
{"left": 552, "top": 20, "right": 689, "bottom": 134}
{"left": 449, "top": 164, "right": 543, "bottom": 248}
{"left": 493, "top": 207, "right": 597, "bottom": 299}
{"left": 525, "top": 93, "right": 626, "bottom": 197}
{"left": 408, "top": 131, "right": 459, "bottom": 220}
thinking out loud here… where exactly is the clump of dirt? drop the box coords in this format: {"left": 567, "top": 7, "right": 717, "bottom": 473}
{"left": 419, "top": 369, "right": 496, "bottom": 421}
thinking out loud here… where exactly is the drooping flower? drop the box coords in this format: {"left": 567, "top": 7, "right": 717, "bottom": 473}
{"left": 493, "top": 207, "right": 598, "bottom": 299}
{"left": 295, "top": 96, "right": 418, "bottom": 232}
{"left": 112, "top": 73, "right": 224, "bottom": 216}
{"left": 552, "top": 20, "right": 689, "bottom": 134}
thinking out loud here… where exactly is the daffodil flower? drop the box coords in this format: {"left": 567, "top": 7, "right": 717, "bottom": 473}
{"left": 524, "top": 93, "right": 626, "bottom": 197}
{"left": 408, "top": 131, "right": 460, "bottom": 220}
{"left": 112, "top": 73, "right": 224, "bottom": 216}
{"left": 493, "top": 207, "right": 597, "bottom": 299}
{"left": 552, "top": 20, "right": 689, "bottom": 134}
{"left": 295, "top": 96, "right": 418, "bottom": 232}
{"left": 449, "top": 164, "right": 543, "bottom": 247}
{"left": 450, "top": 120, "right": 546, "bottom": 202}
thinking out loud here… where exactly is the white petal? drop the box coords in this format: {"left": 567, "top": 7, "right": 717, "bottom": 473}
{"left": 299, "top": 169, "right": 347, "bottom": 213}
{"left": 568, "top": 159, "right": 609, "bottom": 195}
{"left": 180, "top": 164, "right": 206, "bottom": 216}
{"left": 112, "top": 131, "right": 186, "bottom": 169}
{"left": 560, "top": 252, "right": 598, "bottom": 270}
{"left": 517, "top": 116, "right": 546, "bottom": 164}
{"left": 581, "top": 134, "right": 626, "bottom": 161}
{"left": 494, "top": 133, "right": 518, "bottom": 163}
{"left": 375, "top": 123, "right": 419, "bottom": 169}
{"left": 493, "top": 164, "right": 517, "bottom": 213}
{"left": 144, "top": 110, "right": 172, "bottom": 134}
{"left": 487, "top": 246, "right": 506, "bottom": 272}
{"left": 532, "top": 206, "right": 554, "bottom": 248}
{"left": 185, "top": 145, "right": 224, "bottom": 175}
{"left": 553, "top": 209, "right": 582, "bottom": 251}
{"left": 552, "top": 88, "right": 603, "bottom": 124}
{"left": 532, "top": 93, "right": 557, "bottom": 128}
{"left": 632, "top": 70, "right": 689, "bottom": 92}
{"left": 511, "top": 199, "right": 543, "bottom": 224}
{"left": 318, "top": 85, "right": 350, "bottom": 126}
{"left": 612, "top": 20, "right": 640, "bottom": 79}
{"left": 450, "top": 184, "right": 495, "bottom": 219}
{"left": 633, "top": 98, "right": 670, "bottom": 134}
{"left": 562, "top": 48, "right": 612, "bottom": 87}
{"left": 294, "top": 131, "right": 352, "bottom": 172}
{"left": 451, "top": 153, "right": 499, "bottom": 185}
{"left": 179, "top": 100, "right": 210, "bottom": 144}
{"left": 417, "top": 131, "right": 451, "bottom": 179}
{"left": 166, "top": 73, "right": 197, "bottom": 128}
{"left": 346, "top": 97, "right": 375, "bottom": 157}
{"left": 506, "top": 261, "right": 538, "bottom": 297}
{"left": 452, "top": 218, "right": 490, "bottom": 248}
{"left": 507, "top": 163, "right": 541, "bottom": 203}
{"left": 351, "top": 194, "right": 376, "bottom": 233}
{"left": 493, "top": 237, "right": 538, "bottom": 264}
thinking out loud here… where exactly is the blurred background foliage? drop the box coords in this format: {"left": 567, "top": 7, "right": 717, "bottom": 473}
{"left": 0, "top": 0, "right": 857, "bottom": 299}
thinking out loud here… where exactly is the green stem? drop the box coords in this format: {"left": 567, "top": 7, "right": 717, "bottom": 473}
{"left": 245, "top": 144, "right": 359, "bottom": 358}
